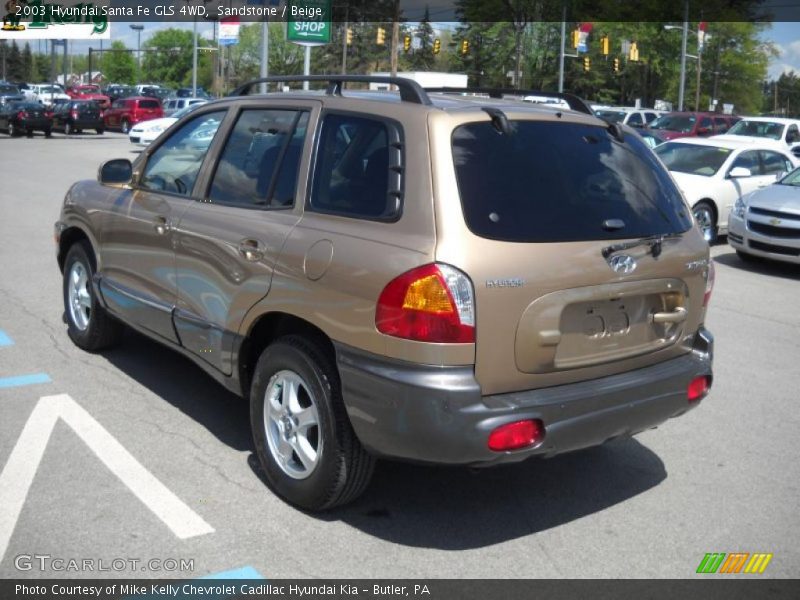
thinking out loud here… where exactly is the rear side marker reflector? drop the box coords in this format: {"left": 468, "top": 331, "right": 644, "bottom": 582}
{"left": 688, "top": 375, "right": 711, "bottom": 403}
{"left": 703, "top": 261, "right": 715, "bottom": 307}
{"left": 488, "top": 419, "right": 545, "bottom": 452}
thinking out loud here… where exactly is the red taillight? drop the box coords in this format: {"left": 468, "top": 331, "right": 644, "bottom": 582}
{"left": 44, "top": 111, "right": 53, "bottom": 118}
{"left": 488, "top": 420, "right": 545, "bottom": 451}
{"left": 376, "top": 263, "right": 475, "bottom": 343}
{"left": 687, "top": 375, "right": 710, "bottom": 403}
{"left": 703, "top": 260, "right": 715, "bottom": 307}
{"left": 70, "top": 109, "right": 78, "bottom": 120}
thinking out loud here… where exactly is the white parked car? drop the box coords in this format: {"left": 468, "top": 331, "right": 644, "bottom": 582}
{"left": 728, "top": 166, "right": 800, "bottom": 264}
{"left": 28, "top": 84, "right": 70, "bottom": 107}
{"left": 654, "top": 138, "right": 798, "bottom": 242}
{"left": 712, "top": 116, "right": 800, "bottom": 158}
{"left": 594, "top": 107, "right": 663, "bottom": 128}
{"left": 128, "top": 103, "right": 202, "bottom": 146}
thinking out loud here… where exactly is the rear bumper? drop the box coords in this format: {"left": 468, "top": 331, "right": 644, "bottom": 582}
{"left": 336, "top": 328, "right": 713, "bottom": 466}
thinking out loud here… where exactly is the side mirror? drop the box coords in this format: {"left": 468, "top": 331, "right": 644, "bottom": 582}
{"left": 728, "top": 167, "right": 752, "bottom": 178}
{"left": 774, "top": 171, "right": 787, "bottom": 181}
{"left": 98, "top": 159, "right": 133, "bottom": 186}
{"left": 697, "top": 127, "right": 711, "bottom": 136}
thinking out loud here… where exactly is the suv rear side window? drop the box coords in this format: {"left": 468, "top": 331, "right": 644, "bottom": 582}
{"left": 139, "top": 100, "right": 160, "bottom": 109}
{"left": 452, "top": 121, "right": 692, "bottom": 242}
{"left": 310, "top": 113, "right": 402, "bottom": 220}
{"left": 209, "top": 109, "right": 308, "bottom": 208}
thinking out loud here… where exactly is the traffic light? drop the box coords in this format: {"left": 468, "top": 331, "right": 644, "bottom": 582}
{"left": 613, "top": 57, "right": 620, "bottom": 73}
{"left": 629, "top": 41, "right": 639, "bottom": 62}
{"left": 403, "top": 35, "right": 412, "bottom": 52}
{"left": 433, "top": 38, "right": 441, "bottom": 54}
{"left": 571, "top": 29, "right": 580, "bottom": 49}
{"left": 460, "top": 39, "right": 469, "bottom": 55}
{"left": 601, "top": 35, "right": 609, "bottom": 55}
{"left": 346, "top": 27, "right": 353, "bottom": 45}
{"left": 583, "top": 56, "right": 590, "bottom": 72}
{"left": 376, "top": 27, "right": 386, "bottom": 45}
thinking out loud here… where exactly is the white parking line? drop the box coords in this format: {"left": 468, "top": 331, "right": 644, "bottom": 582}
{"left": 0, "top": 393, "right": 214, "bottom": 564}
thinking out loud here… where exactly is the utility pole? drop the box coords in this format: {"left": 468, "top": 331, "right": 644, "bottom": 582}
{"left": 130, "top": 24, "right": 144, "bottom": 85}
{"left": 390, "top": 0, "right": 400, "bottom": 77}
{"left": 341, "top": 5, "right": 348, "bottom": 75}
{"left": 774, "top": 81, "right": 778, "bottom": 113}
{"left": 695, "top": 44, "right": 702, "bottom": 111}
{"left": 259, "top": 20, "right": 269, "bottom": 94}
{"left": 62, "top": 39, "right": 67, "bottom": 87}
{"left": 558, "top": 4, "right": 566, "bottom": 93}
{"left": 678, "top": 0, "right": 688, "bottom": 111}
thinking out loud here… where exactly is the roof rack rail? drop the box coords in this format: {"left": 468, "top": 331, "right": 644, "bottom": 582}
{"left": 423, "top": 87, "right": 594, "bottom": 116}
{"left": 230, "top": 75, "right": 433, "bottom": 106}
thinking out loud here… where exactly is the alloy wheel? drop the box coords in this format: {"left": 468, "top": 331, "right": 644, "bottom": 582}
{"left": 263, "top": 370, "right": 322, "bottom": 480}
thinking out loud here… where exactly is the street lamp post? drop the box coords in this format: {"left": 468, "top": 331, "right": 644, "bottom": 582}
{"left": 130, "top": 24, "right": 144, "bottom": 85}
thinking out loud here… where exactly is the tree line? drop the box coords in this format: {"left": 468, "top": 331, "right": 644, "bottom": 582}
{"left": 1, "top": 15, "right": 794, "bottom": 116}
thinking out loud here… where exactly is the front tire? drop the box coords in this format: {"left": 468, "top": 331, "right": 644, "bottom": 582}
{"left": 8, "top": 122, "right": 17, "bottom": 137}
{"left": 693, "top": 201, "right": 718, "bottom": 244}
{"left": 120, "top": 118, "right": 130, "bottom": 134}
{"left": 44, "top": 128, "right": 52, "bottom": 138}
{"left": 96, "top": 127, "right": 104, "bottom": 135}
{"left": 62, "top": 242, "right": 124, "bottom": 352}
{"left": 250, "top": 336, "right": 374, "bottom": 510}
{"left": 64, "top": 122, "right": 73, "bottom": 135}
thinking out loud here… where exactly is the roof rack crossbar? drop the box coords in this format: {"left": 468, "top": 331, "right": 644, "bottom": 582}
{"left": 230, "top": 75, "right": 432, "bottom": 106}
{"left": 424, "top": 87, "right": 594, "bottom": 116}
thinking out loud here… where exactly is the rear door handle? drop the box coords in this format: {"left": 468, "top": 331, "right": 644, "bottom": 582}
{"left": 237, "top": 239, "right": 264, "bottom": 262}
{"left": 651, "top": 307, "right": 688, "bottom": 324}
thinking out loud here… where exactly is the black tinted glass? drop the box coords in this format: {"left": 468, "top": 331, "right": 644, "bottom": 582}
{"left": 310, "top": 113, "right": 399, "bottom": 220}
{"left": 209, "top": 109, "right": 308, "bottom": 208}
{"left": 452, "top": 121, "right": 692, "bottom": 242}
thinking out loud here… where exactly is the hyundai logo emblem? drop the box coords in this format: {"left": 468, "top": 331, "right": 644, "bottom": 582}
{"left": 608, "top": 254, "right": 637, "bottom": 274}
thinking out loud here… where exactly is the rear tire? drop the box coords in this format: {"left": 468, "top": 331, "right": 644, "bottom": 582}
{"left": 64, "top": 122, "right": 72, "bottom": 135}
{"left": 693, "top": 201, "right": 718, "bottom": 244}
{"left": 8, "top": 122, "right": 17, "bottom": 137}
{"left": 120, "top": 119, "right": 130, "bottom": 134}
{"left": 62, "top": 242, "right": 124, "bottom": 352}
{"left": 250, "top": 335, "right": 375, "bottom": 510}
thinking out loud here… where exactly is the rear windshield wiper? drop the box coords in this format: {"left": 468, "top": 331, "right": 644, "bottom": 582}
{"left": 601, "top": 233, "right": 683, "bottom": 259}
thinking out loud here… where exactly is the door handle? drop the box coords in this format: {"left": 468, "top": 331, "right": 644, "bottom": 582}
{"left": 153, "top": 216, "right": 169, "bottom": 235}
{"left": 651, "top": 306, "right": 688, "bottom": 324}
{"left": 237, "top": 239, "right": 264, "bottom": 262}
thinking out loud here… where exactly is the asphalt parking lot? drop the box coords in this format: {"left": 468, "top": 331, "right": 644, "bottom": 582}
{"left": 0, "top": 131, "right": 799, "bottom": 580}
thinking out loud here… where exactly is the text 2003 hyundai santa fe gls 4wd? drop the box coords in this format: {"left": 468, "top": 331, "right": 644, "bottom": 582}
{"left": 55, "top": 76, "right": 714, "bottom": 510}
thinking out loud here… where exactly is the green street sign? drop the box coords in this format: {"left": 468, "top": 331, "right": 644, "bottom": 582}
{"left": 287, "top": 0, "right": 332, "bottom": 46}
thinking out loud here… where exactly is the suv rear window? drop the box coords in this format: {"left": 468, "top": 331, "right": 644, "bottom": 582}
{"left": 139, "top": 100, "right": 160, "bottom": 109}
{"left": 452, "top": 121, "right": 692, "bottom": 242}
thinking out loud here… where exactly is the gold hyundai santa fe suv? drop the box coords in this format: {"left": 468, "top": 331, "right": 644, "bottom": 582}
{"left": 55, "top": 76, "right": 714, "bottom": 510}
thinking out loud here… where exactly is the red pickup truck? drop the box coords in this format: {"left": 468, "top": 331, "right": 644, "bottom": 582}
{"left": 66, "top": 85, "right": 110, "bottom": 110}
